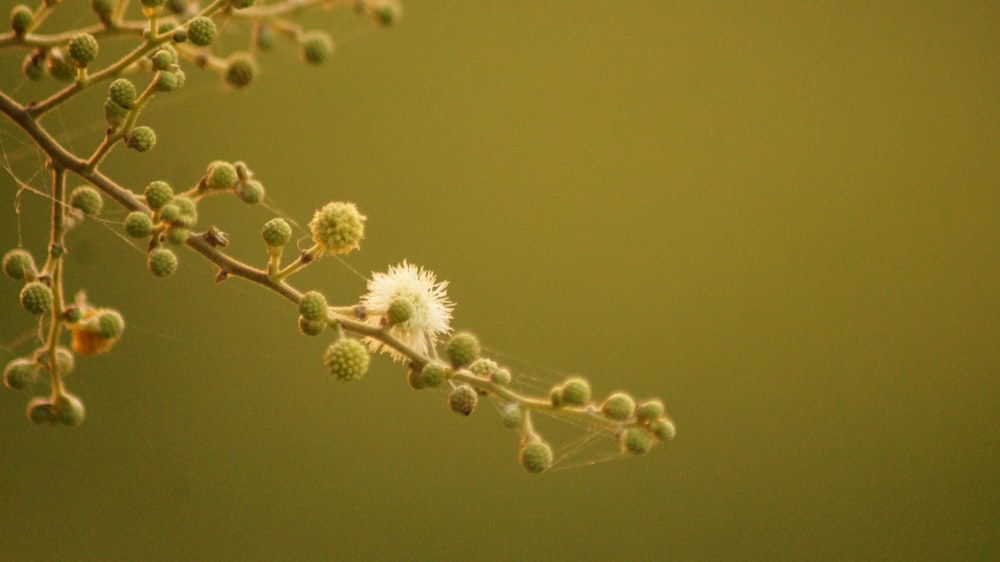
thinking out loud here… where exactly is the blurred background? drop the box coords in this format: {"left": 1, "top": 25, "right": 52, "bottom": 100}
{"left": 1, "top": 1, "right": 998, "bottom": 560}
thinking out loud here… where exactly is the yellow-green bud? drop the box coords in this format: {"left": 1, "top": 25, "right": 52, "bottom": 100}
{"left": 637, "top": 399, "right": 665, "bottom": 423}
{"left": 144, "top": 181, "right": 174, "bottom": 210}
{"left": 3, "top": 248, "right": 36, "bottom": 282}
{"left": 187, "top": 16, "right": 217, "bottom": 47}
{"left": 262, "top": 217, "right": 292, "bottom": 248}
{"left": 126, "top": 126, "right": 156, "bottom": 152}
{"left": 420, "top": 361, "right": 449, "bottom": 388}
{"left": 649, "top": 418, "right": 676, "bottom": 441}
{"left": 519, "top": 438, "right": 553, "bottom": 474}
{"left": 300, "top": 31, "right": 335, "bottom": 65}
{"left": 70, "top": 186, "right": 103, "bottom": 216}
{"left": 124, "top": 211, "right": 153, "bottom": 238}
{"left": 445, "top": 332, "right": 480, "bottom": 368}
{"left": 299, "top": 291, "right": 328, "bottom": 321}
{"left": 500, "top": 404, "right": 522, "bottom": 429}
{"left": 148, "top": 247, "right": 178, "bottom": 277}
{"left": 20, "top": 281, "right": 52, "bottom": 315}
{"left": 108, "top": 78, "right": 137, "bottom": 108}
{"left": 53, "top": 392, "right": 86, "bottom": 426}
{"left": 601, "top": 392, "right": 636, "bottom": 421}
{"left": 560, "top": 376, "right": 591, "bottom": 406}
{"left": 324, "top": 338, "right": 370, "bottom": 381}
{"left": 11, "top": 5, "right": 33, "bottom": 36}
{"left": 4, "top": 358, "right": 36, "bottom": 391}
{"left": 385, "top": 297, "right": 414, "bottom": 326}
{"left": 447, "top": 384, "right": 478, "bottom": 416}
{"left": 223, "top": 52, "right": 257, "bottom": 89}
{"left": 620, "top": 426, "right": 655, "bottom": 455}
{"left": 298, "top": 316, "right": 326, "bottom": 336}
{"left": 206, "top": 160, "right": 238, "bottom": 189}
{"left": 308, "top": 201, "right": 366, "bottom": 256}
{"left": 68, "top": 33, "right": 99, "bottom": 67}
{"left": 468, "top": 357, "right": 497, "bottom": 378}
{"left": 235, "top": 179, "right": 264, "bottom": 204}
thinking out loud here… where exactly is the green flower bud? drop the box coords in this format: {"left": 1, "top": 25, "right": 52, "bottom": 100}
{"left": 298, "top": 316, "right": 326, "bottom": 336}
{"left": 560, "top": 376, "right": 591, "bottom": 406}
{"left": 300, "top": 31, "right": 335, "bottom": 65}
{"left": 363, "top": 0, "right": 403, "bottom": 27}
{"left": 3, "top": 248, "right": 36, "bottom": 282}
{"left": 299, "top": 291, "right": 328, "bottom": 321}
{"left": 108, "top": 78, "right": 137, "bottom": 108}
{"left": 262, "top": 217, "right": 292, "bottom": 248}
{"left": 324, "top": 338, "right": 370, "bottom": 381}
{"left": 187, "top": 16, "right": 217, "bottom": 47}
{"left": 126, "top": 126, "right": 156, "bottom": 152}
{"left": 70, "top": 186, "right": 103, "bottom": 216}
{"left": 445, "top": 331, "right": 480, "bottom": 368}
{"left": 385, "top": 297, "right": 413, "bottom": 326}
{"left": 519, "top": 438, "right": 553, "bottom": 474}
{"left": 91, "top": 0, "right": 114, "bottom": 21}
{"left": 223, "top": 52, "right": 257, "bottom": 89}
{"left": 20, "top": 281, "right": 52, "bottom": 315}
{"left": 235, "top": 179, "right": 264, "bottom": 204}
{"left": 206, "top": 160, "right": 238, "bottom": 189}
{"left": 419, "top": 360, "right": 449, "bottom": 388}
{"left": 172, "top": 28, "right": 188, "bottom": 43}
{"left": 233, "top": 161, "right": 251, "bottom": 181}
{"left": 253, "top": 21, "right": 276, "bottom": 51}
{"left": 549, "top": 386, "right": 563, "bottom": 408}
{"left": 47, "top": 49, "right": 76, "bottom": 81}
{"left": 144, "top": 180, "right": 174, "bottom": 210}
{"left": 52, "top": 346, "right": 75, "bottom": 376}
{"left": 468, "top": 357, "right": 497, "bottom": 378}
{"left": 96, "top": 310, "right": 125, "bottom": 339}
{"left": 164, "top": 227, "right": 188, "bottom": 245}
{"left": 124, "top": 211, "right": 153, "bottom": 238}
{"left": 104, "top": 99, "right": 128, "bottom": 128}
{"left": 68, "top": 33, "right": 99, "bottom": 67}
{"left": 447, "top": 384, "right": 478, "bottom": 416}
{"left": 148, "top": 247, "right": 178, "bottom": 277}
{"left": 151, "top": 48, "right": 175, "bottom": 71}
{"left": 53, "top": 392, "right": 85, "bottom": 426}
{"left": 171, "top": 196, "right": 198, "bottom": 228}
{"left": 155, "top": 68, "right": 185, "bottom": 92}
{"left": 26, "top": 396, "right": 56, "bottom": 424}
{"left": 637, "top": 399, "right": 665, "bottom": 423}
{"left": 158, "top": 203, "right": 180, "bottom": 224}
{"left": 620, "top": 426, "right": 655, "bottom": 455}
{"left": 4, "top": 358, "right": 36, "bottom": 391}
{"left": 406, "top": 368, "right": 426, "bottom": 391}
{"left": 62, "top": 306, "right": 83, "bottom": 323}
{"left": 22, "top": 52, "right": 45, "bottom": 81}
{"left": 308, "top": 201, "right": 366, "bottom": 256}
{"left": 10, "top": 5, "right": 33, "bottom": 36}
{"left": 601, "top": 392, "right": 636, "bottom": 421}
{"left": 500, "top": 403, "right": 522, "bottom": 429}
{"left": 649, "top": 418, "right": 676, "bottom": 441}
{"left": 491, "top": 368, "right": 511, "bottom": 386}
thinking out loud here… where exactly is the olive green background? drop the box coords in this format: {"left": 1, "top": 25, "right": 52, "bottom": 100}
{"left": 1, "top": 2, "right": 998, "bottom": 560}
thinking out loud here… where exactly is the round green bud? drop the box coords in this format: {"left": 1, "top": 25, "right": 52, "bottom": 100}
{"left": 172, "top": 28, "right": 188, "bottom": 43}
{"left": 447, "top": 384, "right": 478, "bottom": 416}
{"left": 468, "top": 357, "right": 497, "bottom": 378}
{"left": 148, "top": 247, "right": 178, "bottom": 277}
{"left": 235, "top": 179, "right": 264, "bottom": 204}
{"left": 637, "top": 399, "right": 666, "bottom": 423}
{"left": 104, "top": 99, "right": 128, "bottom": 128}
{"left": 144, "top": 180, "right": 174, "bottom": 210}
{"left": 155, "top": 68, "right": 185, "bottom": 92}
{"left": 4, "top": 358, "right": 36, "bottom": 391}
{"left": 324, "top": 338, "right": 370, "bottom": 381}
{"left": 419, "top": 361, "right": 449, "bottom": 388}
{"left": 364, "top": 0, "right": 403, "bottom": 27}
{"left": 3, "top": 248, "right": 36, "bottom": 282}
{"left": 62, "top": 306, "right": 82, "bottom": 323}
{"left": 500, "top": 403, "right": 522, "bottom": 429}
{"left": 10, "top": 5, "right": 33, "bottom": 36}
{"left": 206, "top": 160, "right": 238, "bottom": 189}
{"left": 108, "top": 78, "right": 137, "bottom": 108}
{"left": 406, "top": 368, "right": 426, "bottom": 391}
{"left": 22, "top": 52, "right": 45, "bottom": 81}
{"left": 164, "top": 227, "right": 189, "bottom": 245}
{"left": 300, "top": 31, "right": 335, "bottom": 65}
{"left": 233, "top": 161, "right": 251, "bottom": 181}
{"left": 158, "top": 203, "right": 180, "bottom": 224}
{"left": 171, "top": 196, "right": 198, "bottom": 228}
{"left": 91, "top": 0, "right": 114, "bottom": 20}
{"left": 560, "top": 376, "right": 591, "bottom": 406}
{"left": 223, "top": 52, "right": 257, "bottom": 89}
{"left": 20, "top": 281, "right": 52, "bottom": 315}
{"left": 601, "top": 392, "right": 636, "bottom": 421}
{"left": 620, "top": 426, "right": 655, "bottom": 455}
{"left": 253, "top": 21, "right": 276, "bottom": 51}
{"left": 549, "top": 386, "right": 563, "bottom": 408}
{"left": 26, "top": 396, "right": 56, "bottom": 424}
{"left": 385, "top": 297, "right": 414, "bottom": 326}
{"left": 519, "top": 439, "right": 554, "bottom": 474}
{"left": 649, "top": 418, "right": 676, "bottom": 441}
{"left": 69, "top": 186, "right": 103, "bottom": 216}
{"left": 230, "top": 0, "right": 256, "bottom": 9}
{"left": 151, "top": 49, "right": 174, "bottom": 71}
{"left": 96, "top": 310, "right": 125, "bottom": 339}
{"left": 445, "top": 332, "right": 480, "bottom": 368}
{"left": 308, "top": 201, "right": 366, "bottom": 256}
{"left": 298, "top": 316, "right": 326, "bottom": 336}
{"left": 68, "top": 33, "right": 99, "bottom": 67}
{"left": 187, "top": 16, "right": 216, "bottom": 47}
{"left": 262, "top": 217, "right": 292, "bottom": 248}
{"left": 299, "top": 291, "right": 329, "bottom": 321}
{"left": 492, "top": 368, "right": 511, "bottom": 386}
{"left": 124, "top": 211, "right": 153, "bottom": 238}
{"left": 47, "top": 49, "right": 76, "bottom": 81}
{"left": 52, "top": 346, "right": 75, "bottom": 376}
{"left": 53, "top": 392, "right": 85, "bottom": 426}
{"left": 126, "top": 126, "right": 156, "bottom": 152}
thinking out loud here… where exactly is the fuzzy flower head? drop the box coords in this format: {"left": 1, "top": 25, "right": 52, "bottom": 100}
{"left": 308, "top": 201, "right": 366, "bottom": 256}
{"left": 361, "top": 261, "right": 454, "bottom": 361}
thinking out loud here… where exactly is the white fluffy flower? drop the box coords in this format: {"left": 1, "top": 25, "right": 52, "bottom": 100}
{"left": 361, "top": 261, "right": 454, "bottom": 361}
